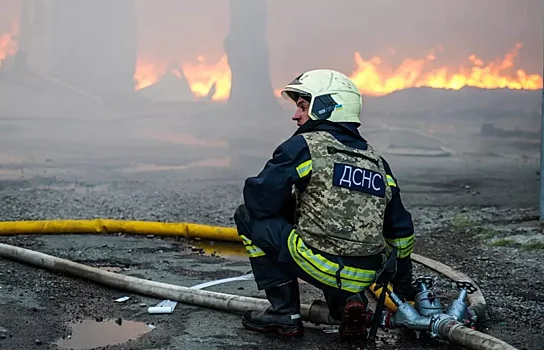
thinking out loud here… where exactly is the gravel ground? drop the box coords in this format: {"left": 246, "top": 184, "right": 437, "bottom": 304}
{"left": 0, "top": 132, "right": 543, "bottom": 349}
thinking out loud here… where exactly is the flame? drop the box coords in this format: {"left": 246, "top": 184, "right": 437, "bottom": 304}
{"left": 349, "top": 43, "right": 542, "bottom": 96}
{"left": 181, "top": 55, "right": 231, "bottom": 101}
{"left": 134, "top": 55, "right": 231, "bottom": 101}
{"left": 133, "top": 57, "right": 168, "bottom": 90}
{"left": 0, "top": 20, "right": 18, "bottom": 67}
{"left": 137, "top": 43, "right": 542, "bottom": 102}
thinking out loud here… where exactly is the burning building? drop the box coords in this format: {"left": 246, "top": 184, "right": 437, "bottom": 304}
{"left": 0, "top": 0, "right": 542, "bottom": 111}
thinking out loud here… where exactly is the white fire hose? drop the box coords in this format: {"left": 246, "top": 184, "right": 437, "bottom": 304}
{"left": 0, "top": 243, "right": 518, "bottom": 350}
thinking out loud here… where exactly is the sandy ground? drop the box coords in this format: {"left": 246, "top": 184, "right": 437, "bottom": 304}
{"left": 0, "top": 117, "right": 543, "bottom": 350}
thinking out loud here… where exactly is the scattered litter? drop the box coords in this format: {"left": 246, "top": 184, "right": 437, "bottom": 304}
{"left": 114, "top": 296, "right": 130, "bottom": 303}
{"left": 321, "top": 326, "right": 339, "bottom": 334}
{"left": 148, "top": 300, "right": 178, "bottom": 314}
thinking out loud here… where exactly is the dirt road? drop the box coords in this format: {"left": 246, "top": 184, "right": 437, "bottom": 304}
{"left": 0, "top": 134, "right": 543, "bottom": 349}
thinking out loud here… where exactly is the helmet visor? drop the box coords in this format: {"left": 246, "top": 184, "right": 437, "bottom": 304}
{"left": 281, "top": 87, "right": 312, "bottom": 104}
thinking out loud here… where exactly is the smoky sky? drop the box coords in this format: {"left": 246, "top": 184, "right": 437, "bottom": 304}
{"left": 1, "top": 0, "right": 542, "bottom": 90}
{"left": 137, "top": 0, "right": 544, "bottom": 89}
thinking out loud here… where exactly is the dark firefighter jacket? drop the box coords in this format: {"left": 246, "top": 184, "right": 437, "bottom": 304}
{"left": 242, "top": 120, "right": 415, "bottom": 260}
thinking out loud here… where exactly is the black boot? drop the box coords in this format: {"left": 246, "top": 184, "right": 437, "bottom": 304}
{"left": 242, "top": 281, "right": 303, "bottom": 336}
{"left": 324, "top": 292, "right": 347, "bottom": 322}
{"left": 338, "top": 293, "right": 370, "bottom": 341}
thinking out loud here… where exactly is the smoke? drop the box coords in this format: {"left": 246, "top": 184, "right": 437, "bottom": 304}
{"left": 0, "top": 0, "right": 542, "bottom": 181}
{"left": 2, "top": 0, "right": 542, "bottom": 90}
{"left": 137, "top": 0, "right": 543, "bottom": 89}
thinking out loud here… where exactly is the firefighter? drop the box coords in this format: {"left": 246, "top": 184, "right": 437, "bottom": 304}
{"left": 233, "top": 69, "right": 416, "bottom": 340}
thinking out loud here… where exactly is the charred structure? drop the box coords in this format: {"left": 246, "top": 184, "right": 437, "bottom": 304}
{"left": 224, "top": 0, "right": 281, "bottom": 114}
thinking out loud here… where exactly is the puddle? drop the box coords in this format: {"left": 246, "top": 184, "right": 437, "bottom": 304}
{"left": 122, "top": 157, "right": 231, "bottom": 173}
{"left": 34, "top": 184, "right": 109, "bottom": 194}
{"left": 0, "top": 168, "right": 46, "bottom": 180}
{"left": 0, "top": 168, "right": 22, "bottom": 179}
{"left": 191, "top": 240, "right": 249, "bottom": 262}
{"left": 56, "top": 319, "right": 153, "bottom": 350}
{"left": 0, "top": 164, "right": 70, "bottom": 180}
{"left": 0, "top": 152, "right": 33, "bottom": 164}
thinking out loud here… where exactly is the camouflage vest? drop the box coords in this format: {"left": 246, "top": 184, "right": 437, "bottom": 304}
{"left": 294, "top": 131, "right": 392, "bottom": 256}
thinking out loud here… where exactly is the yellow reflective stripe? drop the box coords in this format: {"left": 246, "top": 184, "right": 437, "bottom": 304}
{"left": 385, "top": 235, "right": 414, "bottom": 249}
{"left": 240, "top": 235, "right": 253, "bottom": 245}
{"left": 240, "top": 235, "right": 266, "bottom": 258}
{"left": 385, "top": 235, "right": 414, "bottom": 258}
{"left": 397, "top": 250, "right": 411, "bottom": 259}
{"left": 312, "top": 254, "right": 375, "bottom": 282}
{"left": 246, "top": 245, "right": 266, "bottom": 258}
{"left": 288, "top": 234, "right": 363, "bottom": 293}
{"left": 296, "top": 160, "right": 312, "bottom": 178}
{"left": 287, "top": 230, "right": 376, "bottom": 293}
{"left": 386, "top": 175, "right": 397, "bottom": 187}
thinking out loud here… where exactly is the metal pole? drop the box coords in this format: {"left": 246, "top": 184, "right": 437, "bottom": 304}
{"left": 540, "top": 15, "right": 544, "bottom": 221}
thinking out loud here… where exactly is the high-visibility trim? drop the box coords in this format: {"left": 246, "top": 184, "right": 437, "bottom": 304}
{"left": 296, "top": 160, "right": 312, "bottom": 178}
{"left": 386, "top": 175, "right": 397, "bottom": 187}
{"left": 246, "top": 246, "right": 266, "bottom": 258}
{"left": 287, "top": 230, "right": 376, "bottom": 293}
{"left": 385, "top": 235, "right": 414, "bottom": 258}
{"left": 240, "top": 234, "right": 266, "bottom": 258}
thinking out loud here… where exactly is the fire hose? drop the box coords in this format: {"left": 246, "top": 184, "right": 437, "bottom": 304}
{"left": 0, "top": 220, "right": 517, "bottom": 350}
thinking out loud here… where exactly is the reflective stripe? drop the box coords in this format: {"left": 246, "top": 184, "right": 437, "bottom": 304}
{"left": 386, "top": 175, "right": 397, "bottom": 187}
{"left": 240, "top": 235, "right": 266, "bottom": 258}
{"left": 296, "top": 160, "right": 312, "bottom": 178}
{"left": 246, "top": 246, "right": 266, "bottom": 258}
{"left": 240, "top": 235, "right": 252, "bottom": 245}
{"left": 287, "top": 230, "right": 376, "bottom": 293}
{"left": 385, "top": 235, "right": 414, "bottom": 258}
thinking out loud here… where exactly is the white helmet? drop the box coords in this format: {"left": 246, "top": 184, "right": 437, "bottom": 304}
{"left": 281, "top": 69, "right": 363, "bottom": 124}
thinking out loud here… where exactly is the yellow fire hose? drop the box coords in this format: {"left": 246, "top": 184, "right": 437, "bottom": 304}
{"left": 0, "top": 219, "right": 235, "bottom": 241}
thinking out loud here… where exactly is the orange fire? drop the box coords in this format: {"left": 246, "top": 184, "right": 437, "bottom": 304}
{"left": 134, "top": 55, "right": 231, "bottom": 101}
{"left": 133, "top": 57, "right": 167, "bottom": 91}
{"left": 0, "top": 20, "right": 18, "bottom": 67}
{"left": 139, "top": 43, "right": 542, "bottom": 101}
{"left": 349, "top": 43, "right": 542, "bottom": 96}
{"left": 181, "top": 55, "right": 231, "bottom": 101}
